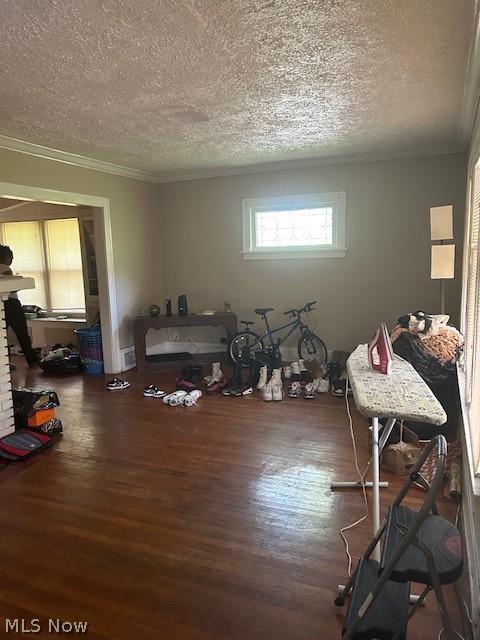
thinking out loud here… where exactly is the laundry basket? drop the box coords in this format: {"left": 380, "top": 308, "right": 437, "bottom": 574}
{"left": 75, "top": 326, "right": 103, "bottom": 374}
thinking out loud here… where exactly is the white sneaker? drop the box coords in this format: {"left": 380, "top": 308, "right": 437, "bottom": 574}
{"left": 211, "top": 362, "right": 223, "bottom": 384}
{"left": 272, "top": 384, "right": 283, "bottom": 401}
{"left": 163, "top": 390, "right": 187, "bottom": 406}
{"left": 283, "top": 365, "right": 292, "bottom": 379}
{"left": 291, "top": 361, "right": 301, "bottom": 376}
{"left": 257, "top": 365, "right": 268, "bottom": 390}
{"left": 143, "top": 385, "right": 166, "bottom": 398}
{"left": 304, "top": 383, "right": 315, "bottom": 399}
{"left": 316, "top": 378, "right": 330, "bottom": 393}
{"left": 182, "top": 390, "right": 203, "bottom": 406}
{"left": 106, "top": 378, "right": 131, "bottom": 391}
{"left": 262, "top": 381, "right": 273, "bottom": 401}
{"left": 298, "top": 359, "right": 308, "bottom": 372}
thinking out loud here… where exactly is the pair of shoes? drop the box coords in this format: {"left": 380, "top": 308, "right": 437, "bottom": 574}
{"left": 107, "top": 378, "right": 131, "bottom": 391}
{"left": 163, "top": 389, "right": 203, "bottom": 406}
{"left": 262, "top": 368, "right": 283, "bottom": 401}
{"left": 143, "top": 384, "right": 166, "bottom": 398}
{"left": 287, "top": 380, "right": 316, "bottom": 399}
{"left": 288, "top": 360, "right": 310, "bottom": 380}
{"left": 176, "top": 365, "right": 203, "bottom": 390}
{"left": 223, "top": 365, "right": 254, "bottom": 396}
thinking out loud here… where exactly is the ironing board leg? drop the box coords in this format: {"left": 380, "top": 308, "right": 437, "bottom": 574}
{"left": 372, "top": 417, "right": 381, "bottom": 561}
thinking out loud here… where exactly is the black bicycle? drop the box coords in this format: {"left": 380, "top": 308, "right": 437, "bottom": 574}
{"left": 229, "top": 301, "right": 327, "bottom": 366}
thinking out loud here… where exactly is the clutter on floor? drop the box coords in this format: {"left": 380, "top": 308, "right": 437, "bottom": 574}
{"left": 386, "top": 309, "right": 463, "bottom": 496}
{"left": 39, "top": 344, "right": 83, "bottom": 374}
{"left": 0, "top": 386, "right": 63, "bottom": 464}
{"left": 131, "top": 353, "right": 348, "bottom": 408}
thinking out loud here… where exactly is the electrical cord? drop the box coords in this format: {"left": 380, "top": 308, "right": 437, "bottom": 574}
{"left": 437, "top": 627, "right": 469, "bottom": 640}
{"left": 340, "top": 376, "right": 370, "bottom": 576}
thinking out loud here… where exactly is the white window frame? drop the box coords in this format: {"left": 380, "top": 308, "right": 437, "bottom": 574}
{"left": 241, "top": 191, "right": 347, "bottom": 260}
{"left": 460, "top": 159, "right": 480, "bottom": 481}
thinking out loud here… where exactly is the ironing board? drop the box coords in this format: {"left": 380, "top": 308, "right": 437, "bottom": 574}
{"left": 331, "top": 343, "right": 446, "bottom": 561}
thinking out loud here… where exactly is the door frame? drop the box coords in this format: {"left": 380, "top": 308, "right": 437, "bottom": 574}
{"left": 0, "top": 181, "right": 120, "bottom": 372}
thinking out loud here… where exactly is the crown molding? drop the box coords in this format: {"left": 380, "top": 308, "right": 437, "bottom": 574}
{"left": 0, "top": 134, "right": 158, "bottom": 183}
{"left": 459, "top": 0, "right": 480, "bottom": 146}
{"left": 0, "top": 133, "right": 466, "bottom": 186}
{"left": 153, "top": 144, "right": 466, "bottom": 184}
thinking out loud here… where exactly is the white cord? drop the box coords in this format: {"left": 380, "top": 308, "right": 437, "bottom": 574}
{"left": 437, "top": 628, "right": 468, "bottom": 640}
{"left": 340, "top": 376, "right": 370, "bottom": 576}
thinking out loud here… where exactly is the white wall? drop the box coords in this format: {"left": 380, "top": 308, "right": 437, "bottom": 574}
{"left": 0, "top": 148, "right": 162, "bottom": 349}
{"left": 157, "top": 153, "right": 467, "bottom": 353}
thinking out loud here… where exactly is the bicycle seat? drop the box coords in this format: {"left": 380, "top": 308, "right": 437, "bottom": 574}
{"left": 254, "top": 307, "right": 274, "bottom": 316}
{"left": 240, "top": 320, "right": 254, "bottom": 327}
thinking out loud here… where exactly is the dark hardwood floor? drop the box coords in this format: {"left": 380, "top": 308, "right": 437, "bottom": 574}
{"left": 0, "top": 360, "right": 457, "bottom": 639}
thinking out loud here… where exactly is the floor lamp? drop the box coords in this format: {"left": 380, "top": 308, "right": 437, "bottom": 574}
{"left": 430, "top": 205, "right": 455, "bottom": 315}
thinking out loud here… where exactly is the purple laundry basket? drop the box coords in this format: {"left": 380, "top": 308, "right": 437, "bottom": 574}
{"left": 75, "top": 326, "right": 103, "bottom": 374}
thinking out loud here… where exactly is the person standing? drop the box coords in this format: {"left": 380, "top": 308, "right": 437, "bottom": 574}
{"left": 0, "top": 244, "right": 38, "bottom": 366}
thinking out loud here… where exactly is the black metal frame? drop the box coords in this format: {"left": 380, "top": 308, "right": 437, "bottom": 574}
{"left": 338, "top": 435, "right": 471, "bottom": 640}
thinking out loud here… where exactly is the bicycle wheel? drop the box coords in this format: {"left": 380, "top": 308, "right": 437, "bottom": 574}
{"left": 229, "top": 331, "right": 265, "bottom": 366}
{"left": 297, "top": 332, "right": 327, "bottom": 365}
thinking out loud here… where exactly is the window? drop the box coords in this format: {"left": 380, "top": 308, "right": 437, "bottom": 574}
{"left": 2, "top": 221, "right": 47, "bottom": 308}
{"left": 462, "top": 161, "right": 480, "bottom": 474}
{"left": 0, "top": 218, "right": 85, "bottom": 312}
{"left": 242, "top": 192, "right": 346, "bottom": 259}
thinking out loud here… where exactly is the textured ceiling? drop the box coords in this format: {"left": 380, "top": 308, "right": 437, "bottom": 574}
{"left": 0, "top": 0, "right": 475, "bottom": 179}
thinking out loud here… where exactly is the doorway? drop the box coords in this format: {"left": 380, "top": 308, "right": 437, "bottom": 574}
{"left": 0, "top": 181, "right": 120, "bottom": 372}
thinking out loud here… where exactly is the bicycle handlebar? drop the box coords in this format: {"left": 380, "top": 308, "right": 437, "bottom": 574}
{"left": 284, "top": 301, "right": 317, "bottom": 316}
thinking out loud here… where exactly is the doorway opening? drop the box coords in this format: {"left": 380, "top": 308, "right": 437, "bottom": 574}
{"left": 0, "top": 182, "right": 119, "bottom": 373}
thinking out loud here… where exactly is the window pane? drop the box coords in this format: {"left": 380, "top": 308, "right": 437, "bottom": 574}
{"left": 255, "top": 207, "right": 334, "bottom": 248}
{"left": 45, "top": 219, "right": 85, "bottom": 310}
{"left": 2, "top": 221, "right": 47, "bottom": 308}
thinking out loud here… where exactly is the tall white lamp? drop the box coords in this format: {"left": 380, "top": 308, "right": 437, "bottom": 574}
{"left": 430, "top": 205, "right": 455, "bottom": 314}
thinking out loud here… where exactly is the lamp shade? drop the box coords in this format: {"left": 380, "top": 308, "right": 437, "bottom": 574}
{"left": 430, "top": 205, "right": 453, "bottom": 241}
{"left": 431, "top": 244, "right": 455, "bottom": 279}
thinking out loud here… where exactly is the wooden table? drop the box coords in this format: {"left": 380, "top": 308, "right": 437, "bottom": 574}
{"left": 134, "top": 313, "right": 237, "bottom": 373}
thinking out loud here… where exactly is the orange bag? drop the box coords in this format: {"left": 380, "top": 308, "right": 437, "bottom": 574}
{"left": 27, "top": 408, "right": 55, "bottom": 427}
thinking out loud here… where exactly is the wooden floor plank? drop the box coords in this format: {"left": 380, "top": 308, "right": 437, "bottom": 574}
{"left": 0, "top": 361, "right": 457, "bottom": 639}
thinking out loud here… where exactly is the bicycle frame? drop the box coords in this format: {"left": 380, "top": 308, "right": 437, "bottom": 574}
{"left": 249, "top": 313, "right": 308, "bottom": 350}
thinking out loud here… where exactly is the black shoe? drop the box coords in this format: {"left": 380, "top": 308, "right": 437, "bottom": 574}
{"left": 222, "top": 363, "right": 243, "bottom": 395}
{"left": 232, "top": 384, "right": 253, "bottom": 396}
